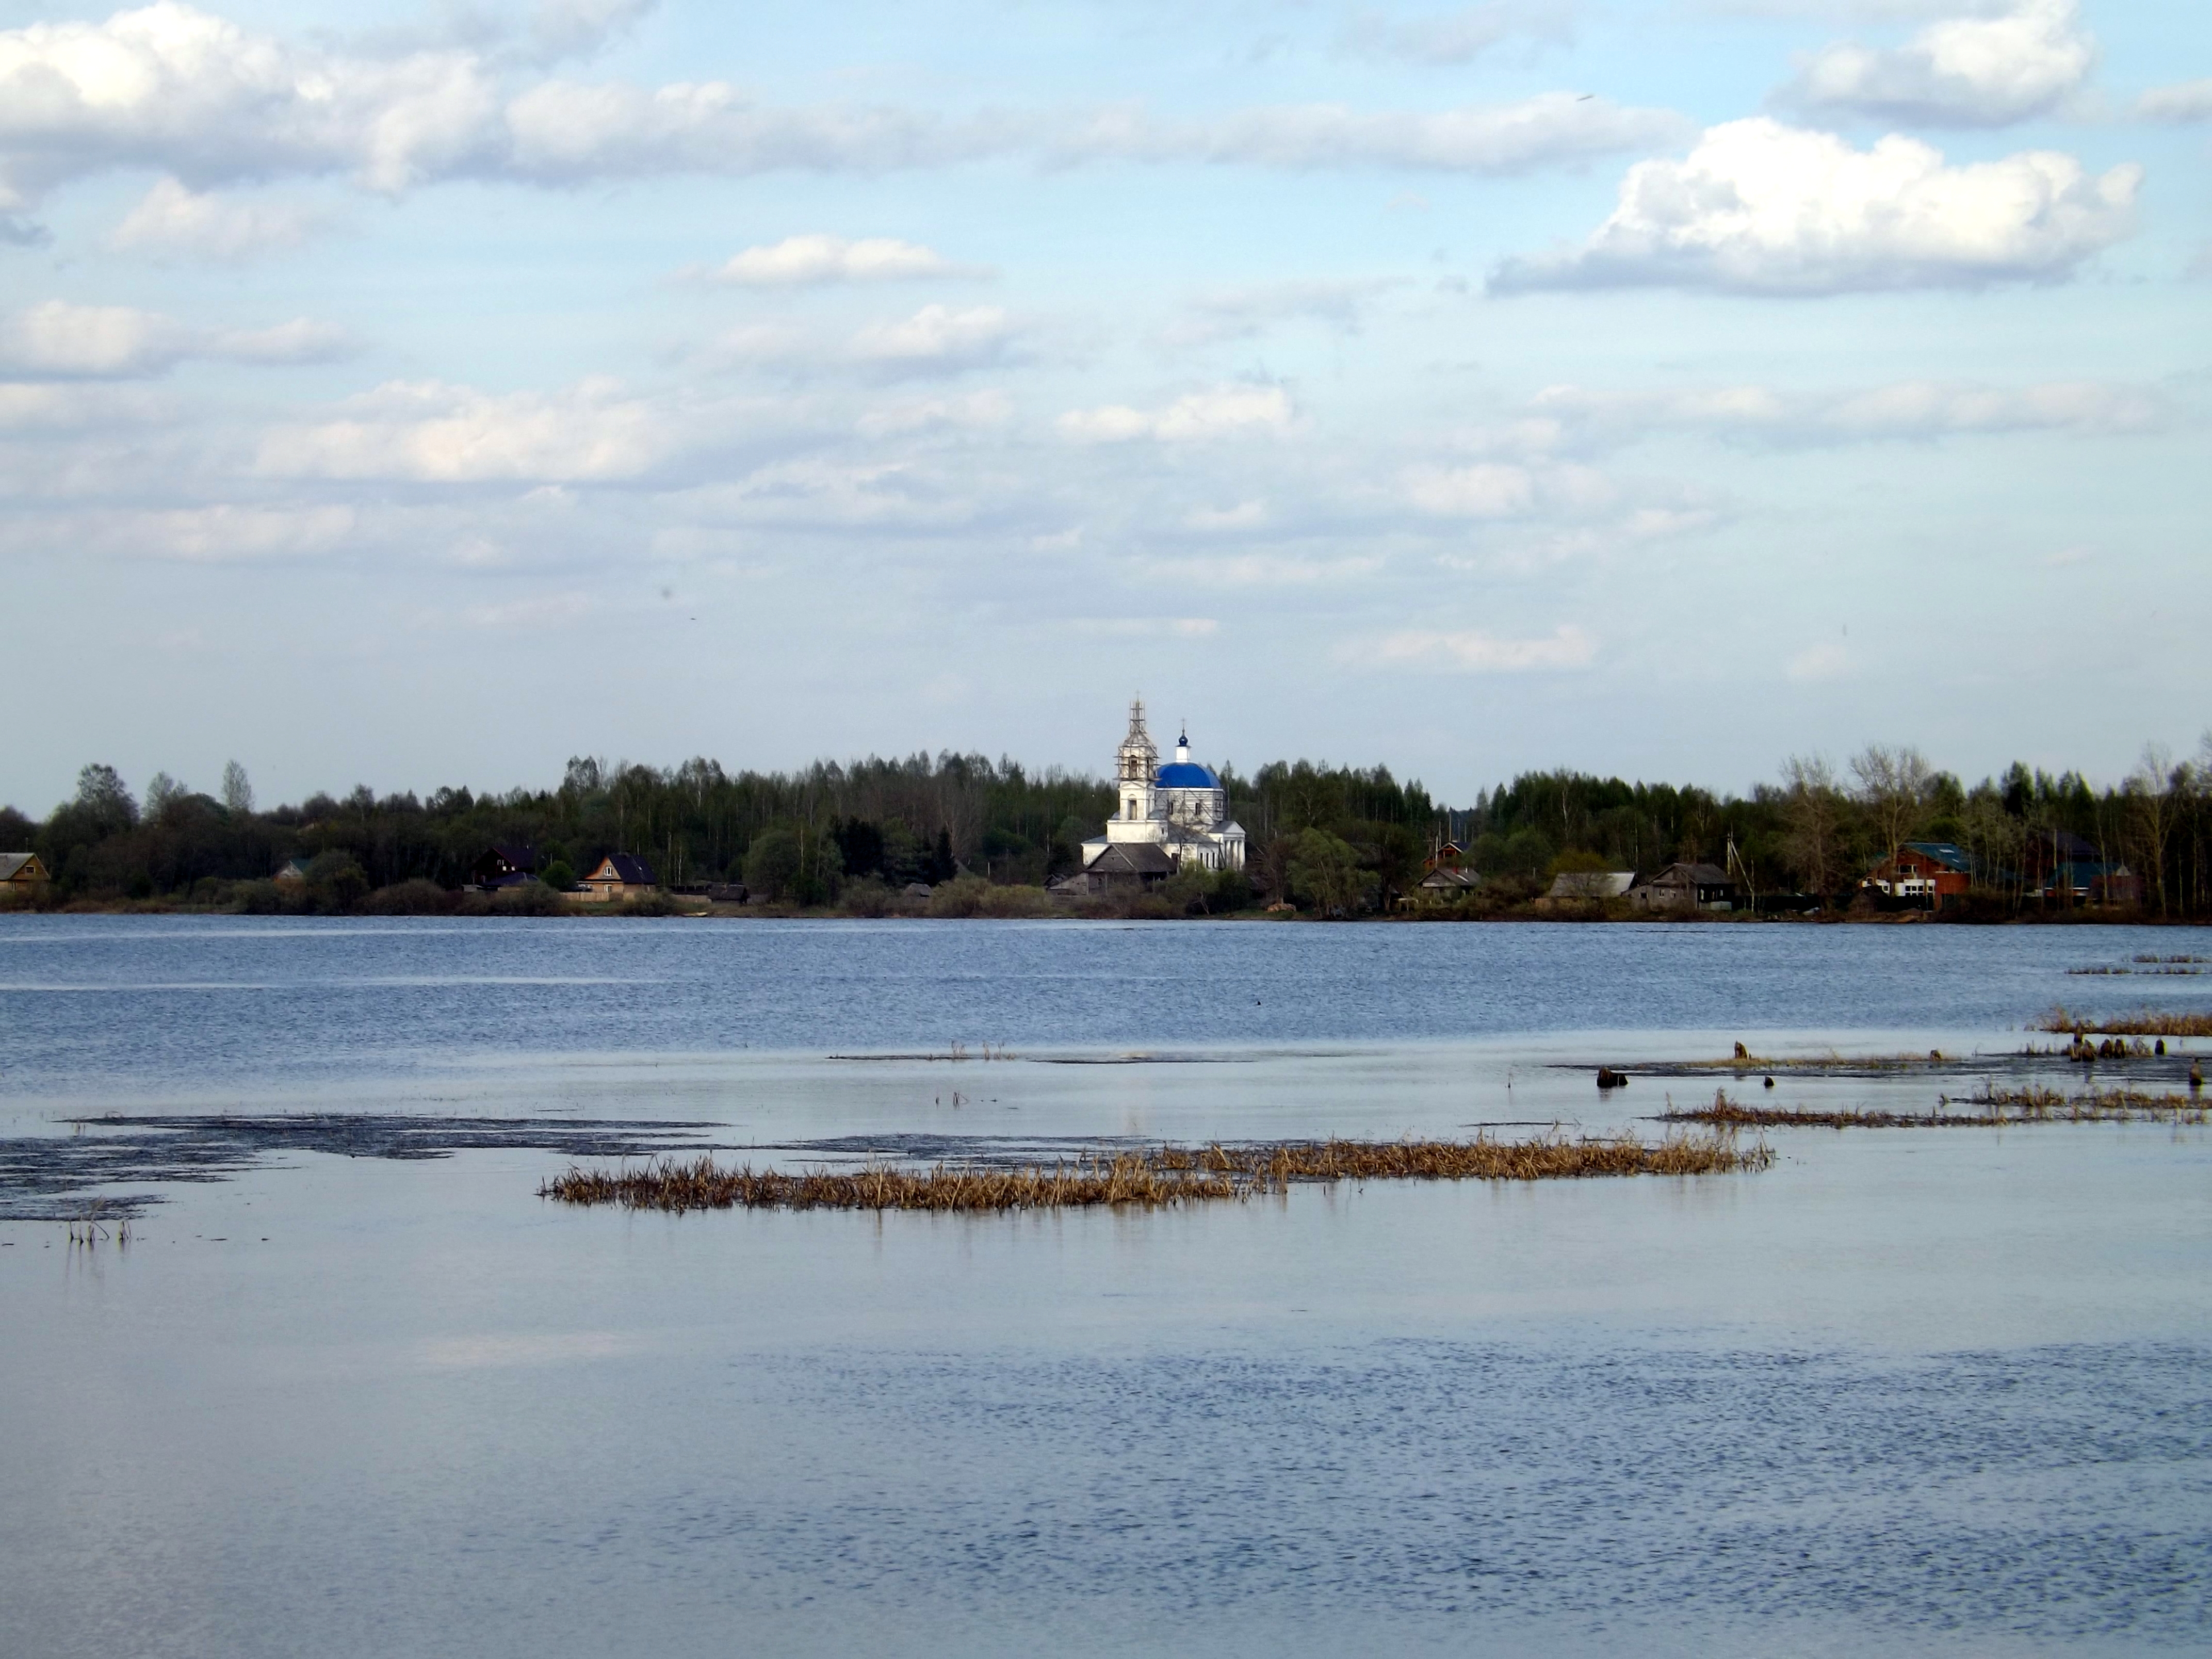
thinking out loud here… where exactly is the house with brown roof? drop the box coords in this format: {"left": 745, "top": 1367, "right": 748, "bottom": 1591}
{"left": 579, "top": 853, "right": 658, "bottom": 902}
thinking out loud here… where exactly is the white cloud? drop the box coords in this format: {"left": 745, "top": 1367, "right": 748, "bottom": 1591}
{"left": 138, "top": 502, "right": 356, "bottom": 560}
{"left": 0, "top": 7, "right": 1677, "bottom": 213}
{"left": 257, "top": 377, "right": 681, "bottom": 481}
{"left": 700, "top": 308, "right": 1018, "bottom": 379}
{"left": 1336, "top": 4, "right": 1575, "bottom": 66}
{"left": 0, "top": 300, "right": 350, "bottom": 377}
{"left": 1184, "top": 500, "right": 1267, "bottom": 531}
{"left": 1071, "top": 617, "right": 1221, "bottom": 637}
{"left": 107, "top": 177, "right": 320, "bottom": 259}
{"left": 1786, "top": 641, "right": 1850, "bottom": 681}
{"left": 686, "top": 458, "right": 977, "bottom": 527}
{"left": 1353, "top": 624, "right": 1596, "bottom": 672}
{"left": 0, "top": 3, "right": 499, "bottom": 205}
{"left": 456, "top": 592, "right": 596, "bottom": 629}
{"left": 706, "top": 234, "right": 973, "bottom": 286}
{"left": 527, "top": 0, "right": 657, "bottom": 62}
{"left": 1779, "top": 0, "right": 2093, "bottom": 126}
{"left": 854, "top": 388, "right": 1012, "bottom": 436}
{"left": 1058, "top": 385, "right": 1294, "bottom": 443}
{"left": 499, "top": 80, "right": 979, "bottom": 182}
{"left": 213, "top": 318, "right": 354, "bottom": 364}
{"left": 2138, "top": 79, "right": 2212, "bottom": 123}
{"left": 1492, "top": 119, "right": 2138, "bottom": 295}
{"left": 699, "top": 319, "right": 814, "bottom": 369}
{"left": 1523, "top": 378, "right": 2169, "bottom": 446}
{"left": 1403, "top": 461, "right": 1538, "bottom": 517}
{"left": 847, "top": 304, "right": 1017, "bottom": 373}
{"left": 1141, "top": 551, "right": 1382, "bottom": 586}
{"left": 1059, "top": 93, "right": 1684, "bottom": 175}
{"left": 1160, "top": 279, "right": 1397, "bottom": 348}
{"left": 0, "top": 381, "right": 170, "bottom": 428}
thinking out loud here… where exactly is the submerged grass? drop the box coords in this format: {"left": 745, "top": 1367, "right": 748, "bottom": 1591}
{"left": 2036, "top": 1006, "right": 2212, "bottom": 1038}
{"left": 1665, "top": 1086, "right": 2209, "bottom": 1130}
{"left": 540, "top": 1132, "right": 1772, "bottom": 1214}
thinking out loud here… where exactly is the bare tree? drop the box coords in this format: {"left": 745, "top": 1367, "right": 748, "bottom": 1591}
{"left": 221, "top": 759, "right": 254, "bottom": 816}
{"left": 1958, "top": 789, "right": 2024, "bottom": 902}
{"left": 2124, "top": 743, "right": 2183, "bottom": 916}
{"left": 1850, "top": 743, "right": 1934, "bottom": 880}
{"left": 1777, "top": 755, "right": 1848, "bottom": 895}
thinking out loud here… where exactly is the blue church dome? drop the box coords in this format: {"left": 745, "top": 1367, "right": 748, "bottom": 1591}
{"left": 1157, "top": 761, "right": 1219, "bottom": 788}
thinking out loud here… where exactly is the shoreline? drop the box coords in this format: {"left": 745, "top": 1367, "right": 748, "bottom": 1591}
{"left": 4, "top": 896, "right": 2204, "bottom": 926}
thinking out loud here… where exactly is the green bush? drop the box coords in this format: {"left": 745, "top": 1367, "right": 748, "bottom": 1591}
{"left": 361, "top": 879, "right": 453, "bottom": 915}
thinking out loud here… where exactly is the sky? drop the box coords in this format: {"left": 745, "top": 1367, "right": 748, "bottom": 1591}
{"left": 0, "top": 0, "right": 2207, "bottom": 812}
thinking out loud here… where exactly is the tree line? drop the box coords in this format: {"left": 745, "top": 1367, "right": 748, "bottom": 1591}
{"left": 4, "top": 734, "right": 2209, "bottom": 916}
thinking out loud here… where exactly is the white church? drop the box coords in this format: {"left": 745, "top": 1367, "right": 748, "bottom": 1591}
{"left": 1077, "top": 699, "right": 1247, "bottom": 883}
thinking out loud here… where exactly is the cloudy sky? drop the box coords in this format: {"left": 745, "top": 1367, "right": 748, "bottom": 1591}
{"left": 1, "top": 0, "right": 2206, "bottom": 810}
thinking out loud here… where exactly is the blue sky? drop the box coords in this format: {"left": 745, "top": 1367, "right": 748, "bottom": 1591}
{"left": 1, "top": 0, "right": 2206, "bottom": 810}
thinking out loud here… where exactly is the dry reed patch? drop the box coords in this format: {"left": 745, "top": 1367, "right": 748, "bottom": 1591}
{"left": 540, "top": 1133, "right": 1771, "bottom": 1214}
{"left": 2035, "top": 1006, "right": 2212, "bottom": 1038}
{"left": 1665, "top": 1087, "right": 2208, "bottom": 1131}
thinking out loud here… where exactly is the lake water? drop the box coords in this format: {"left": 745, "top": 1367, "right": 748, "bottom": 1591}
{"left": 4, "top": 917, "right": 2209, "bottom": 1656}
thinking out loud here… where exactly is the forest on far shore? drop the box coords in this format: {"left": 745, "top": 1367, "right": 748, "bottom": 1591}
{"left": 5, "top": 732, "right": 2211, "bottom": 919}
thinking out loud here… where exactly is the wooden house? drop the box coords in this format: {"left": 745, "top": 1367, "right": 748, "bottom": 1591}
{"left": 273, "top": 856, "right": 312, "bottom": 885}
{"left": 1415, "top": 866, "right": 1481, "bottom": 901}
{"left": 1067, "top": 842, "right": 1174, "bottom": 892}
{"left": 1, "top": 852, "right": 51, "bottom": 890}
{"left": 1628, "top": 863, "right": 1741, "bottom": 913}
{"left": 580, "top": 853, "right": 658, "bottom": 902}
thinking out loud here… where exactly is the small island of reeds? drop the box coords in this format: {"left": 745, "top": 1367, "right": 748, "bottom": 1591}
{"left": 1664, "top": 1085, "right": 2209, "bottom": 1131}
{"left": 540, "top": 1132, "right": 1771, "bottom": 1215}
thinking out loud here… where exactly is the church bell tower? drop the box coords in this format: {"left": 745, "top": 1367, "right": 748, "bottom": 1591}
{"left": 1116, "top": 697, "right": 1158, "bottom": 822}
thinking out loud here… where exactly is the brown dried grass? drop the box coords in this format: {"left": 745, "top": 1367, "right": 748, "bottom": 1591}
{"left": 540, "top": 1132, "right": 1772, "bottom": 1214}
{"left": 1666, "top": 1086, "right": 2209, "bottom": 1130}
{"left": 2035, "top": 1005, "right": 2212, "bottom": 1037}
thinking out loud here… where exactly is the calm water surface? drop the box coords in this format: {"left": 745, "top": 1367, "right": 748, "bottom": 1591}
{"left": 3, "top": 917, "right": 2209, "bottom": 1656}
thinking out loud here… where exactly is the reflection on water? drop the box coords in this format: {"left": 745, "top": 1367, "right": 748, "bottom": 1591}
{"left": 2, "top": 919, "right": 2209, "bottom": 1656}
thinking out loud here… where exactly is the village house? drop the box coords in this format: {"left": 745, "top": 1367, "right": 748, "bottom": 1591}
{"left": 1424, "top": 840, "right": 1469, "bottom": 872}
{"left": 579, "top": 853, "right": 657, "bottom": 902}
{"left": 470, "top": 844, "right": 541, "bottom": 890}
{"left": 1413, "top": 865, "right": 1481, "bottom": 903}
{"left": 2019, "top": 828, "right": 2141, "bottom": 907}
{"left": 273, "top": 856, "right": 312, "bottom": 885}
{"left": 1628, "top": 863, "right": 1742, "bottom": 913}
{"left": 1861, "top": 841, "right": 1976, "bottom": 909}
{"left": 1, "top": 852, "right": 51, "bottom": 891}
